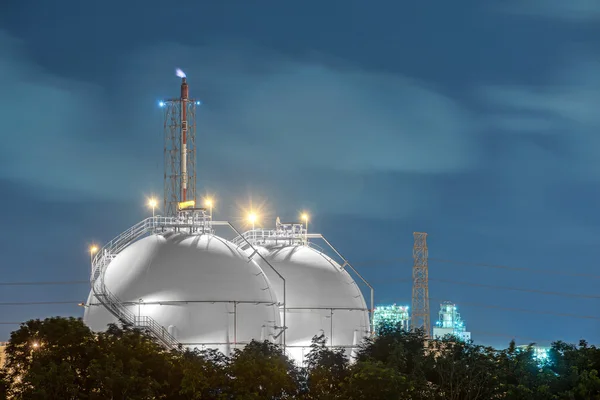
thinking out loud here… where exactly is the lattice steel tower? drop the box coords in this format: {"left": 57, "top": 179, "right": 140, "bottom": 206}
{"left": 411, "top": 232, "right": 430, "bottom": 337}
{"left": 162, "top": 69, "right": 198, "bottom": 216}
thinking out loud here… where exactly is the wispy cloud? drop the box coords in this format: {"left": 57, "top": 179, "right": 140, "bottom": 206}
{"left": 497, "top": 0, "right": 600, "bottom": 21}
{"left": 479, "top": 57, "right": 600, "bottom": 180}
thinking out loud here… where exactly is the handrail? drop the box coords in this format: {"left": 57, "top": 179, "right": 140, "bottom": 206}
{"left": 231, "top": 229, "right": 306, "bottom": 248}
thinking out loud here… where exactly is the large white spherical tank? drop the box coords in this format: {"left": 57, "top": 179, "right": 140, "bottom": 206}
{"left": 84, "top": 233, "right": 281, "bottom": 354}
{"left": 250, "top": 245, "right": 370, "bottom": 364}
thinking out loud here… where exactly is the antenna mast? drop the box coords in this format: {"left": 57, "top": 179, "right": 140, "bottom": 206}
{"left": 162, "top": 69, "right": 198, "bottom": 216}
{"left": 411, "top": 232, "right": 430, "bottom": 337}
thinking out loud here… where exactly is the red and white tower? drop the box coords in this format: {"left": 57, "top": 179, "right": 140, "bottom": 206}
{"left": 162, "top": 69, "right": 199, "bottom": 216}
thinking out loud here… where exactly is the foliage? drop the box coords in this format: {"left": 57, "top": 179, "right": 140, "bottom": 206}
{"left": 2, "top": 316, "right": 600, "bottom": 399}
{"left": 427, "top": 338, "right": 499, "bottom": 400}
{"left": 0, "top": 369, "right": 7, "bottom": 400}
{"left": 178, "top": 348, "right": 229, "bottom": 399}
{"left": 228, "top": 340, "right": 300, "bottom": 399}
{"left": 303, "top": 334, "right": 349, "bottom": 399}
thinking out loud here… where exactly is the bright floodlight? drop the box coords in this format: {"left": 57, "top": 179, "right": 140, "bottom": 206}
{"left": 176, "top": 68, "right": 186, "bottom": 78}
{"left": 301, "top": 213, "right": 309, "bottom": 221}
{"left": 248, "top": 213, "right": 257, "bottom": 224}
{"left": 158, "top": 101, "right": 165, "bottom": 107}
{"left": 32, "top": 342, "right": 39, "bottom": 348}
{"left": 89, "top": 245, "right": 99, "bottom": 254}
{"left": 205, "top": 198, "right": 213, "bottom": 207}
{"left": 148, "top": 198, "right": 158, "bottom": 209}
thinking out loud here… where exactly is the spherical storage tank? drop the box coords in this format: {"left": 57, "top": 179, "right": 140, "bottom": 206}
{"left": 250, "top": 243, "right": 370, "bottom": 363}
{"left": 84, "top": 231, "right": 281, "bottom": 354}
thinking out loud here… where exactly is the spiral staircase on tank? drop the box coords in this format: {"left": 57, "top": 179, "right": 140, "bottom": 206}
{"left": 90, "top": 217, "right": 181, "bottom": 349}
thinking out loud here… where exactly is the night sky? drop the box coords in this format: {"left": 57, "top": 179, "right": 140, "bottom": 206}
{"left": 1, "top": 1, "right": 599, "bottom": 348}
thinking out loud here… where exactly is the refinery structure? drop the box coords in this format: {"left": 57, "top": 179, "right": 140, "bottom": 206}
{"left": 432, "top": 302, "right": 471, "bottom": 342}
{"left": 83, "top": 70, "right": 373, "bottom": 364}
{"left": 81, "top": 69, "right": 477, "bottom": 365}
{"left": 372, "top": 304, "right": 410, "bottom": 334}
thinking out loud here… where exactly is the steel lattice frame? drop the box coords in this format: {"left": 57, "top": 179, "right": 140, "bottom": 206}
{"left": 411, "top": 232, "right": 430, "bottom": 337}
{"left": 163, "top": 99, "right": 197, "bottom": 216}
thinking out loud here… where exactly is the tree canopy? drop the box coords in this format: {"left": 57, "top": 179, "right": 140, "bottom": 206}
{"left": 1, "top": 317, "right": 599, "bottom": 399}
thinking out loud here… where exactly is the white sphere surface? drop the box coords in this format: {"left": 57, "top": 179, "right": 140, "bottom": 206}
{"left": 252, "top": 245, "right": 370, "bottom": 363}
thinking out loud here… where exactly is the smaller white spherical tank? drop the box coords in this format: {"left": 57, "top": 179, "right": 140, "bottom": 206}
{"left": 84, "top": 232, "right": 281, "bottom": 354}
{"left": 250, "top": 244, "right": 370, "bottom": 364}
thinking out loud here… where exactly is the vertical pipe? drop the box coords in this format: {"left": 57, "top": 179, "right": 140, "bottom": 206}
{"left": 234, "top": 301, "right": 237, "bottom": 348}
{"left": 180, "top": 78, "right": 188, "bottom": 202}
{"left": 330, "top": 308, "right": 334, "bottom": 346}
{"left": 283, "top": 284, "right": 286, "bottom": 348}
{"left": 370, "top": 288, "right": 374, "bottom": 335}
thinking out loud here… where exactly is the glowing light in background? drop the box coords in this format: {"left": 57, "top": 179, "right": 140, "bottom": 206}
{"left": 248, "top": 213, "right": 257, "bottom": 224}
{"left": 235, "top": 196, "right": 271, "bottom": 229}
{"left": 147, "top": 197, "right": 158, "bottom": 218}
{"left": 159, "top": 101, "right": 165, "bottom": 107}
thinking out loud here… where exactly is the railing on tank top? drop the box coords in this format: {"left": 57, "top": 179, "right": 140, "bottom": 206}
{"left": 231, "top": 229, "right": 308, "bottom": 248}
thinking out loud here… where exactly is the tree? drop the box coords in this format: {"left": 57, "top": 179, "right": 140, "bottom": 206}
{"left": 427, "top": 337, "right": 500, "bottom": 400}
{"left": 548, "top": 340, "right": 600, "bottom": 399}
{"left": 3, "top": 318, "right": 181, "bottom": 400}
{"left": 3, "top": 317, "right": 97, "bottom": 399}
{"left": 303, "top": 334, "right": 349, "bottom": 399}
{"left": 342, "top": 359, "right": 411, "bottom": 400}
{"left": 86, "top": 323, "right": 178, "bottom": 399}
{"left": 227, "top": 340, "right": 300, "bottom": 399}
{"left": 178, "top": 348, "right": 229, "bottom": 399}
{"left": 0, "top": 369, "right": 8, "bottom": 400}
{"left": 495, "top": 341, "right": 557, "bottom": 400}
{"left": 355, "top": 327, "right": 431, "bottom": 397}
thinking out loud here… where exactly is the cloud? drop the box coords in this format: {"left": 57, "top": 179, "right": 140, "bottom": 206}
{"left": 0, "top": 33, "right": 477, "bottom": 219}
{"left": 479, "top": 56, "right": 600, "bottom": 180}
{"left": 0, "top": 31, "right": 160, "bottom": 203}
{"left": 498, "top": 0, "right": 600, "bottom": 21}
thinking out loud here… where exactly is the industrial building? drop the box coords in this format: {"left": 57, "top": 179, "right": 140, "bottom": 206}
{"left": 82, "top": 70, "right": 372, "bottom": 365}
{"left": 372, "top": 304, "right": 410, "bottom": 334}
{"left": 432, "top": 302, "right": 471, "bottom": 341}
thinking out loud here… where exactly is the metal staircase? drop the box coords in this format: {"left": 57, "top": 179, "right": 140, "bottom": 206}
{"left": 90, "top": 217, "right": 180, "bottom": 350}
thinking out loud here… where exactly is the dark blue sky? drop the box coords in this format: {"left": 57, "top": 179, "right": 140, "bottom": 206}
{"left": 1, "top": 0, "right": 599, "bottom": 347}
